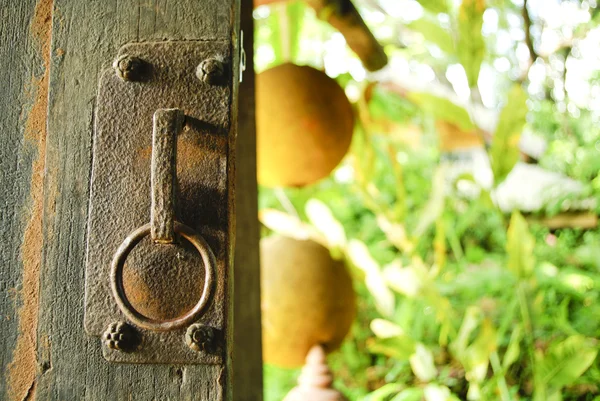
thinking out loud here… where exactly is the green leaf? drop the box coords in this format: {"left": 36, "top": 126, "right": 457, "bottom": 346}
{"left": 407, "top": 18, "right": 455, "bottom": 54}
{"left": 365, "top": 383, "right": 404, "bottom": 401}
{"left": 452, "top": 306, "right": 481, "bottom": 358}
{"left": 417, "top": 0, "right": 450, "bottom": 14}
{"left": 391, "top": 388, "right": 425, "bottom": 401}
{"left": 502, "top": 325, "right": 522, "bottom": 370}
{"left": 267, "top": 0, "right": 306, "bottom": 64}
{"left": 368, "top": 335, "right": 417, "bottom": 360}
{"left": 490, "top": 84, "right": 528, "bottom": 185}
{"left": 463, "top": 319, "right": 497, "bottom": 382}
{"left": 368, "top": 86, "right": 418, "bottom": 124}
{"left": 506, "top": 211, "right": 535, "bottom": 278}
{"left": 407, "top": 92, "right": 474, "bottom": 131}
{"left": 457, "top": 0, "right": 486, "bottom": 87}
{"left": 534, "top": 335, "right": 598, "bottom": 395}
{"left": 414, "top": 167, "right": 447, "bottom": 238}
{"left": 285, "top": 0, "right": 306, "bottom": 61}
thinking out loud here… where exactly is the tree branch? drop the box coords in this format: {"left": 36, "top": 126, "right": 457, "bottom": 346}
{"left": 306, "top": 0, "right": 388, "bottom": 71}
{"left": 522, "top": 0, "right": 539, "bottom": 64}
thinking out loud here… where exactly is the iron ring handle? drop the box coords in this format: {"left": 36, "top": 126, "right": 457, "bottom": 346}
{"left": 110, "top": 221, "right": 216, "bottom": 332}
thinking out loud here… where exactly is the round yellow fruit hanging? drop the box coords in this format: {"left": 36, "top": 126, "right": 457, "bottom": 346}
{"left": 260, "top": 235, "right": 356, "bottom": 368}
{"left": 256, "top": 63, "right": 354, "bottom": 187}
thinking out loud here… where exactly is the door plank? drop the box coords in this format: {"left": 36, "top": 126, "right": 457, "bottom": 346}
{"left": 33, "top": 1, "right": 243, "bottom": 400}
{"left": 0, "top": 1, "right": 52, "bottom": 400}
{"left": 232, "top": 1, "right": 263, "bottom": 400}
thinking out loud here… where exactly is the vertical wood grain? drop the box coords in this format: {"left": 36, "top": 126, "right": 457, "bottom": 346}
{"left": 233, "top": 1, "right": 264, "bottom": 401}
{"left": 21, "top": 1, "right": 245, "bottom": 400}
{"left": 0, "top": 1, "right": 51, "bottom": 400}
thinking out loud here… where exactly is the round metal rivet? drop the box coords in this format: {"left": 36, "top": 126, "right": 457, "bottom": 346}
{"left": 196, "top": 59, "right": 225, "bottom": 85}
{"left": 113, "top": 54, "right": 148, "bottom": 82}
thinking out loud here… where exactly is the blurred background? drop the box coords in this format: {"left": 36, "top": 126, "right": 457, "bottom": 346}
{"left": 252, "top": 1, "right": 600, "bottom": 400}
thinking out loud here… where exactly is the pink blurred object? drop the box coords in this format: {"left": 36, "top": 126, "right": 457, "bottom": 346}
{"left": 283, "top": 345, "right": 348, "bottom": 401}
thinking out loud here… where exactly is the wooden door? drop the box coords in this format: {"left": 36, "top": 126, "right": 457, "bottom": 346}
{"left": 0, "top": 0, "right": 261, "bottom": 400}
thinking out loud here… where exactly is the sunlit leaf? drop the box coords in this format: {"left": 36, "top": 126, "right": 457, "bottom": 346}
{"left": 259, "top": 209, "right": 319, "bottom": 241}
{"left": 391, "top": 388, "right": 425, "bottom": 401}
{"left": 305, "top": 198, "right": 347, "bottom": 250}
{"left": 506, "top": 211, "right": 535, "bottom": 278}
{"left": 364, "top": 383, "right": 404, "bottom": 401}
{"left": 417, "top": 0, "right": 450, "bottom": 14}
{"left": 368, "top": 335, "right": 416, "bottom": 360}
{"left": 347, "top": 239, "right": 380, "bottom": 276}
{"left": 466, "top": 383, "right": 481, "bottom": 401}
{"left": 383, "top": 262, "right": 423, "bottom": 298}
{"left": 457, "top": 0, "right": 486, "bottom": 88}
{"left": 347, "top": 240, "right": 395, "bottom": 316}
{"left": 490, "top": 84, "right": 528, "bottom": 185}
{"left": 559, "top": 271, "right": 595, "bottom": 293}
{"left": 424, "top": 384, "right": 452, "bottom": 401}
{"left": 371, "top": 318, "right": 405, "bottom": 338}
{"left": 407, "top": 92, "right": 474, "bottom": 131}
{"left": 410, "top": 343, "right": 438, "bottom": 382}
{"left": 407, "top": 17, "right": 455, "bottom": 54}
{"left": 377, "top": 216, "right": 414, "bottom": 254}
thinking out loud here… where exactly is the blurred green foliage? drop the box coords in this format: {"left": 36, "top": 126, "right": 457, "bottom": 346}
{"left": 255, "top": 0, "right": 600, "bottom": 400}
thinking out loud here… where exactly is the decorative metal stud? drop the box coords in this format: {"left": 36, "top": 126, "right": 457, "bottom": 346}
{"left": 103, "top": 321, "right": 140, "bottom": 352}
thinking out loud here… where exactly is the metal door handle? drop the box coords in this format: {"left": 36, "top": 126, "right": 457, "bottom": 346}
{"left": 109, "top": 109, "right": 216, "bottom": 332}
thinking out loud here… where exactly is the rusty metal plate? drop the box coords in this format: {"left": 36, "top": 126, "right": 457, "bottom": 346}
{"left": 85, "top": 41, "right": 234, "bottom": 364}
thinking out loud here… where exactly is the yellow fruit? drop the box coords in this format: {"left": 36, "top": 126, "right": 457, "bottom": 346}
{"left": 261, "top": 235, "right": 356, "bottom": 367}
{"left": 256, "top": 63, "right": 354, "bottom": 187}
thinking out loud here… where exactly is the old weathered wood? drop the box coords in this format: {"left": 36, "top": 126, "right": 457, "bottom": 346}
{"left": 0, "top": 0, "right": 264, "bottom": 400}
{"left": 0, "top": 1, "right": 52, "bottom": 400}
{"left": 232, "top": 1, "right": 264, "bottom": 400}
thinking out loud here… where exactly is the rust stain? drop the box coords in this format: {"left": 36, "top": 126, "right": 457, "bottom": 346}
{"left": 7, "top": 0, "right": 54, "bottom": 400}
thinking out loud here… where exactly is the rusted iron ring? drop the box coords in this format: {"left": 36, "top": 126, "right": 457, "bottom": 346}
{"left": 110, "top": 221, "right": 215, "bottom": 332}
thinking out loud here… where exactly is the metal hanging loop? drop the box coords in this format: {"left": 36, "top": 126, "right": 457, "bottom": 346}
{"left": 109, "top": 108, "right": 216, "bottom": 332}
